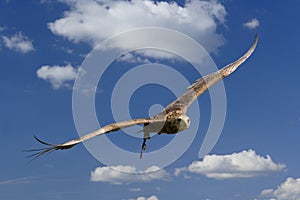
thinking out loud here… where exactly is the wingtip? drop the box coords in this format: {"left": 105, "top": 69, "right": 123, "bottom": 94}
{"left": 24, "top": 135, "right": 57, "bottom": 161}
{"left": 254, "top": 34, "right": 259, "bottom": 45}
{"left": 219, "top": 34, "right": 258, "bottom": 77}
{"left": 26, "top": 135, "right": 77, "bottom": 161}
{"left": 25, "top": 146, "right": 57, "bottom": 161}
{"left": 245, "top": 34, "right": 259, "bottom": 57}
{"left": 251, "top": 34, "right": 259, "bottom": 51}
{"left": 33, "top": 135, "right": 56, "bottom": 146}
{"left": 250, "top": 34, "right": 258, "bottom": 51}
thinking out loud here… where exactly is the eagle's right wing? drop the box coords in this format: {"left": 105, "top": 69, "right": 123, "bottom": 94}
{"left": 26, "top": 117, "right": 164, "bottom": 159}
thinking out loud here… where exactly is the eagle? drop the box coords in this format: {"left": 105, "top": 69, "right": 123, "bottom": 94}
{"left": 27, "top": 35, "right": 258, "bottom": 159}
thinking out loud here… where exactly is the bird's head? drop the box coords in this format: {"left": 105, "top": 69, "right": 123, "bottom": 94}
{"left": 177, "top": 115, "right": 191, "bottom": 131}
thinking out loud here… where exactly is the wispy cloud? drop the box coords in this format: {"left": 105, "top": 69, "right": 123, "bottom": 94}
{"left": 2, "top": 32, "right": 35, "bottom": 53}
{"left": 175, "top": 149, "right": 286, "bottom": 179}
{"left": 90, "top": 165, "right": 171, "bottom": 184}
{"left": 36, "top": 64, "right": 78, "bottom": 89}
{"left": 0, "top": 177, "right": 35, "bottom": 185}
{"left": 258, "top": 177, "right": 300, "bottom": 200}
{"left": 117, "top": 52, "right": 151, "bottom": 64}
{"left": 243, "top": 18, "right": 260, "bottom": 29}
{"left": 129, "top": 188, "right": 142, "bottom": 192}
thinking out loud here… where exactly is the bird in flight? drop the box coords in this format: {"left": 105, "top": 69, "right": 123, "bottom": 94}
{"left": 27, "top": 35, "right": 258, "bottom": 159}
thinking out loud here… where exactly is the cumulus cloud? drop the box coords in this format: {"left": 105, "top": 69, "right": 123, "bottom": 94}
{"left": 175, "top": 149, "right": 286, "bottom": 179}
{"left": 259, "top": 177, "right": 300, "bottom": 200}
{"left": 36, "top": 64, "right": 78, "bottom": 89}
{"left": 2, "top": 32, "right": 35, "bottom": 53}
{"left": 243, "top": 18, "right": 260, "bottom": 29}
{"left": 48, "top": 0, "right": 226, "bottom": 55}
{"left": 129, "top": 195, "right": 159, "bottom": 200}
{"left": 90, "top": 165, "right": 171, "bottom": 184}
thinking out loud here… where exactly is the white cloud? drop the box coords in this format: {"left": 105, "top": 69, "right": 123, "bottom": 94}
{"left": 259, "top": 177, "right": 300, "bottom": 200}
{"left": 2, "top": 32, "right": 35, "bottom": 53}
{"left": 36, "top": 64, "right": 78, "bottom": 89}
{"left": 243, "top": 18, "right": 260, "bottom": 29}
{"left": 129, "top": 188, "right": 142, "bottom": 192}
{"left": 175, "top": 149, "right": 286, "bottom": 179}
{"left": 90, "top": 165, "right": 171, "bottom": 184}
{"left": 117, "top": 52, "right": 151, "bottom": 64}
{"left": 129, "top": 195, "right": 159, "bottom": 200}
{"left": 48, "top": 0, "right": 226, "bottom": 55}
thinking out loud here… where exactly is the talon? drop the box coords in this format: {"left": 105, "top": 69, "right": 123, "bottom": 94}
{"left": 142, "top": 144, "right": 147, "bottom": 150}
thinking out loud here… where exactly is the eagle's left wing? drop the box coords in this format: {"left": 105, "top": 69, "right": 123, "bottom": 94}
{"left": 161, "top": 35, "right": 258, "bottom": 114}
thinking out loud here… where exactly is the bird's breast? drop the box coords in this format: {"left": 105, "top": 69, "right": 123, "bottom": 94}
{"left": 158, "top": 120, "right": 182, "bottom": 134}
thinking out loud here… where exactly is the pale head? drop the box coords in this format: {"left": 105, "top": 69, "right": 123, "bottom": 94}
{"left": 178, "top": 115, "right": 191, "bottom": 132}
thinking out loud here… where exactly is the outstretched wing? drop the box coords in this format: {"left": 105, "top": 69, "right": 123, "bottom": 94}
{"left": 161, "top": 35, "right": 258, "bottom": 114}
{"left": 26, "top": 118, "right": 163, "bottom": 159}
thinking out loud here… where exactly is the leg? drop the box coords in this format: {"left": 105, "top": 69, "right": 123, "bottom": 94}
{"left": 141, "top": 138, "right": 147, "bottom": 150}
{"left": 140, "top": 132, "right": 150, "bottom": 159}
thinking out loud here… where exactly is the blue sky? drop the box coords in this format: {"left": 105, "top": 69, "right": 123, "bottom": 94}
{"left": 1, "top": 0, "right": 300, "bottom": 200}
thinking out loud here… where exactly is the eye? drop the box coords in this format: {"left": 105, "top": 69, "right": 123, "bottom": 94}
{"left": 177, "top": 119, "right": 182, "bottom": 123}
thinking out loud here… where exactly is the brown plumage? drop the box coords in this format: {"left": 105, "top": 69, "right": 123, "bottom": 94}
{"left": 27, "top": 35, "right": 258, "bottom": 159}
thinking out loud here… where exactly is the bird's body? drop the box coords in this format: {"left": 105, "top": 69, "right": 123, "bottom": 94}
{"left": 27, "top": 35, "right": 258, "bottom": 159}
{"left": 143, "top": 114, "right": 190, "bottom": 136}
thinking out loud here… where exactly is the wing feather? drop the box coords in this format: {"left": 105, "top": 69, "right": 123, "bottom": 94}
{"left": 162, "top": 35, "right": 258, "bottom": 114}
{"left": 26, "top": 118, "right": 163, "bottom": 159}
